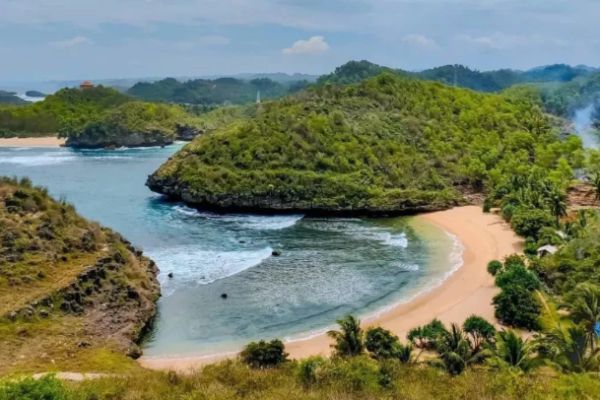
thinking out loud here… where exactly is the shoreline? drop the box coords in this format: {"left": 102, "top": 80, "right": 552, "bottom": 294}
{"left": 139, "top": 206, "right": 523, "bottom": 371}
{"left": 0, "top": 137, "right": 65, "bottom": 147}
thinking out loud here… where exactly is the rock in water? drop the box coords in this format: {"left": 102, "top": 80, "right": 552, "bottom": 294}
{"left": 272, "top": 250, "right": 282, "bottom": 256}
{"left": 168, "top": 272, "right": 174, "bottom": 279}
{"left": 221, "top": 293, "right": 228, "bottom": 299}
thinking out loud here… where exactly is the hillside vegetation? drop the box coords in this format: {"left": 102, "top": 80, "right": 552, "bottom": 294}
{"left": 0, "top": 86, "right": 132, "bottom": 138}
{"left": 148, "top": 73, "right": 581, "bottom": 214}
{"left": 128, "top": 77, "right": 308, "bottom": 106}
{"left": 0, "top": 177, "right": 160, "bottom": 375}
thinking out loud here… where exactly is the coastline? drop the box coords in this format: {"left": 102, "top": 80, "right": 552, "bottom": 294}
{"left": 0, "top": 137, "right": 65, "bottom": 147}
{"left": 139, "top": 205, "right": 523, "bottom": 371}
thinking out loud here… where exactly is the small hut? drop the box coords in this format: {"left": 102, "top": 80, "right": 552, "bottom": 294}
{"left": 537, "top": 245, "right": 558, "bottom": 258}
{"left": 80, "top": 81, "right": 94, "bottom": 89}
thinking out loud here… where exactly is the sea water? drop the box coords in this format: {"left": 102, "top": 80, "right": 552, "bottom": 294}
{"left": 0, "top": 145, "right": 462, "bottom": 357}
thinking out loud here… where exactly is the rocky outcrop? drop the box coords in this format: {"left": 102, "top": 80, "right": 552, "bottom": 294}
{"left": 176, "top": 124, "right": 204, "bottom": 141}
{"left": 66, "top": 130, "right": 174, "bottom": 149}
{"left": 2, "top": 239, "right": 161, "bottom": 360}
{"left": 146, "top": 174, "right": 462, "bottom": 217}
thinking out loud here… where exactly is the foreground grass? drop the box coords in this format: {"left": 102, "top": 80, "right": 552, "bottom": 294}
{"left": 3, "top": 359, "right": 600, "bottom": 400}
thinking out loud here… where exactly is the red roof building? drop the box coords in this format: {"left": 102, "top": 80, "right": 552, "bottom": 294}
{"left": 80, "top": 81, "right": 94, "bottom": 89}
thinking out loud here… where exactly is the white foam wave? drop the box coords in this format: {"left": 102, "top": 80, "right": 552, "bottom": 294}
{"left": 150, "top": 246, "right": 273, "bottom": 296}
{"left": 0, "top": 153, "right": 76, "bottom": 166}
{"left": 174, "top": 206, "right": 304, "bottom": 231}
{"left": 308, "top": 221, "right": 408, "bottom": 248}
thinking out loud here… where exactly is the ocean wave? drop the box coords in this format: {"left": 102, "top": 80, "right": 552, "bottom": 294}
{"left": 307, "top": 220, "right": 408, "bottom": 248}
{"left": 150, "top": 246, "right": 273, "bottom": 296}
{"left": 0, "top": 153, "right": 77, "bottom": 166}
{"left": 173, "top": 205, "right": 304, "bottom": 231}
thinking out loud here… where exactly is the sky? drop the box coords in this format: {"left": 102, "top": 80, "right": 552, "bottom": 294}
{"left": 0, "top": 0, "right": 598, "bottom": 81}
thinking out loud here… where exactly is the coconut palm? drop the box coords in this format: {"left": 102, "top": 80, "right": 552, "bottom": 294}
{"left": 539, "top": 325, "right": 599, "bottom": 373}
{"left": 327, "top": 315, "right": 364, "bottom": 357}
{"left": 546, "top": 188, "right": 568, "bottom": 226}
{"left": 493, "top": 329, "right": 538, "bottom": 372}
{"left": 562, "top": 283, "right": 600, "bottom": 350}
{"left": 433, "top": 323, "right": 490, "bottom": 376}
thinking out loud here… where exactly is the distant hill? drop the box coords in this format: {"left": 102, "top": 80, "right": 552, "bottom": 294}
{"left": 0, "top": 90, "right": 27, "bottom": 105}
{"left": 127, "top": 77, "right": 308, "bottom": 105}
{"left": 25, "top": 90, "right": 46, "bottom": 98}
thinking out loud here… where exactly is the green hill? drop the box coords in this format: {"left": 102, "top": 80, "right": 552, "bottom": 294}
{"left": 0, "top": 177, "right": 160, "bottom": 375}
{"left": 147, "top": 73, "right": 581, "bottom": 215}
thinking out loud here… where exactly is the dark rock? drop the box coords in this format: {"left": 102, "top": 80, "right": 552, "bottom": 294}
{"left": 7, "top": 311, "right": 17, "bottom": 321}
{"left": 105, "top": 145, "right": 117, "bottom": 150}
{"left": 239, "top": 240, "right": 246, "bottom": 244}
{"left": 39, "top": 310, "right": 49, "bottom": 318}
{"left": 17, "top": 328, "right": 28, "bottom": 337}
{"left": 221, "top": 293, "right": 228, "bottom": 299}
{"left": 78, "top": 341, "right": 92, "bottom": 348}
{"left": 37, "top": 271, "right": 45, "bottom": 279}
{"left": 272, "top": 250, "right": 282, "bottom": 256}
{"left": 168, "top": 272, "right": 174, "bottom": 279}
{"left": 126, "top": 346, "right": 143, "bottom": 359}
{"left": 176, "top": 124, "right": 204, "bottom": 141}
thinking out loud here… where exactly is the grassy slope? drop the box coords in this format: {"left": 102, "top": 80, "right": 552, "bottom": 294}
{"left": 0, "top": 177, "right": 160, "bottom": 375}
{"left": 149, "top": 73, "right": 577, "bottom": 214}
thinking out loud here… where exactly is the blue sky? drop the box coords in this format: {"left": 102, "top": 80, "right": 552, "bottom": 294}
{"left": 0, "top": 0, "right": 598, "bottom": 80}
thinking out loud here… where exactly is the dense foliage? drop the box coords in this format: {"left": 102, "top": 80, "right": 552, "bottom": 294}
{"left": 0, "top": 86, "right": 132, "bottom": 137}
{"left": 149, "top": 73, "right": 579, "bottom": 213}
{"left": 240, "top": 340, "right": 288, "bottom": 369}
{"left": 128, "top": 77, "right": 308, "bottom": 105}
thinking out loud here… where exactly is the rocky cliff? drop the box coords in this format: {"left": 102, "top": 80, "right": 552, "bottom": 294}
{"left": 0, "top": 177, "right": 161, "bottom": 374}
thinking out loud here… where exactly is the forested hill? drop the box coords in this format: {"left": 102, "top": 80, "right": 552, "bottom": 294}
{"left": 147, "top": 73, "right": 582, "bottom": 215}
{"left": 0, "top": 90, "right": 27, "bottom": 105}
{"left": 127, "top": 77, "right": 308, "bottom": 105}
{"left": 0, "top": 86, "right": 132, "bottom": 137}
{"left": 318, "top": 61, "right": 597, "bottom": 93}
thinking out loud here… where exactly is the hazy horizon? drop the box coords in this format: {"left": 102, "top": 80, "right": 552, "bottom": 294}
{"left": 1, "top": 0, "right": 599, "bottom": 81}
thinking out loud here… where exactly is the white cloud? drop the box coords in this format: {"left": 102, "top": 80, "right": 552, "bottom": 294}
{"left": 282, "top": 36, "right": 330, "bottom": 55}
{"left": 401, "top": 34, "right": 437, "bottom": 49}
{"left": 50, "top": 36, "right": 92, "bottom": 48}
{"left": 456, "top": 32, "right": 567, "bottom": 50}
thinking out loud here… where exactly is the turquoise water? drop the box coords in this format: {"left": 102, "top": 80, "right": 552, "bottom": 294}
{"left": 0, "top": 145, "right": 462, "bottom": 357}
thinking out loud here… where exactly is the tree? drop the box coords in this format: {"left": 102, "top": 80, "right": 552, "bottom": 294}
{"left": 493, "top": 285, "right": 541, "bottom": 330}
{"left": 591, "top": 170, "right": 600, "bottom": 203}
{"left": 495, "top": 264, "right": 541, "bottom": 292}
{"left": 539, "top": 325, "right": 599, "bottom": 373}
{"left": 510, "top": 207, "right": 555, "bottom": 239}
{"left": 562, "top": 283, "right": 600, "bottom": 350}
{"left": 463, "top": 315, "right": 496, "bottom": 352}
{"left": 545, "top": 188, "right": 568, "bottom": 226}
{"left": 493, "top": 329, "right": 537, "bottom": 372}
{"left": 432, "top": 324, "right": 488, "bottom": 376}
{"left": 487, "top": 260, "right": 503, "bottom": 276}
{"left": 327, "top": 315, "right": 365, "bottom": 357}
{"left": 365, "top": 327, "right": 399, "bottom": 360}
{"left": 240, "top": 339, "right": 288, "bottom": 369}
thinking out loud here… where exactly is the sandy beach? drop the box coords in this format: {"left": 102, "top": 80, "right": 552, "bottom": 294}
{"left": 0, "top": 137, "right": 65, "bottom": 147}
{"left": 139, "top": 206, "right": 523, "bottom": 371}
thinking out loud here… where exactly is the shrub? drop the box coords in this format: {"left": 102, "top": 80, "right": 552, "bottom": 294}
{"left": 296, "top": 356, "right": 327, "bottom": 387}
{"left": 504, "top": 254, "right": 526, "bottom": 270}
{"left": 495, "top": 264, "right": 541, "bottom": 291}
{"left": 511, "top": 207, "right": 555, "bottom": 240}
{"left": 365, "top": 327, "right": 399, "bottom": 360}
{"left": 487, "top": 260, "right": 503, "bottom": 276}
{"left": 493, "top": 284, "right": 541, "bottom": 330}
{"left": 537, "top": 226, "right": 563, "bottom": 246}
{"left": 463, "top": 315, "right": 496, "bottom": 351}
{"left": 483, "top": 197, "right": 492, "bottom": 213}
{"left": 0, "top": 375, "right": 68, "bottom": 400}
{"left": 239, "top": 339, "right": 288, "bottom": 369}
{"left": 501, "top": 203, "right": 516, "bottom": 222}
{"left": 524, "top": 237, "right": 538, "bottom": 256}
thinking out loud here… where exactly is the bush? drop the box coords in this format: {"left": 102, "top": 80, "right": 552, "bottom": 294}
{"left": 537, "top": 226, "right": 563, "bottom": 246}
{"left": 487, "top": 260, "right": 503, "bottom": 276}
{"left": 483, "top": 197, "right": 492, "bottom": 213}
{"left": 0, "top": 375, "right": 68, "bottom": 400}
{"left": 511, "top": 207, "right": 555, "bottom": 240}
{"left": 240, "top": 339, "right": 288, "bottom": 369}
{"left": 495, "top": 264, "right": 541, "bottom": 291}
{"left": 524, "top": 237, "right": 538, "bottom": 256}
{"left": 365, "top": 327, "right": 400, "bottom": 360}
{"left": 493, "top": 284, "right": 541, "bottom": 330}
{"left": 296, "top": 356, "right": 327, "bottom": 387}
{"left": 504, "top": 254, "right": 526, "bottom": 269}
{"left": 501, "top": 203, "right": 516, "bottom": 222}
{"left": 463, "top": 315, "right": 496, "bottom": 351}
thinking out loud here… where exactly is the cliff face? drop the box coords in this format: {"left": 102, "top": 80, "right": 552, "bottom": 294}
{"left": 65, "top": 127, "right": 174, "bottom": 149}
{"left": 0, "top": 177, "right": 161, "bottom": 374}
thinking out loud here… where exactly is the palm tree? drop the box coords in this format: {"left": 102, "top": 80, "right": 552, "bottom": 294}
{"left": 433, "top": 323, "right": 490, "bottom": 376}
{"left": 591, "top": 171, "right": 600, "bottom": 203}
{"left": 546, "top": 188, "right": 568, "bottom": 226}
{"left": 397, "top": 342, "right": 416, "bottom": 364}
{"left": 327, "top": 315, "right": 364, "bottom": 357}
{"left": 539, "top": 325, "right": 600, "bottom": 373}
{"left": 562, "top": 283, "right": 600, "bottom": 350}
{"left": 493, "top": 329, "right": 538, "bottom": 372}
